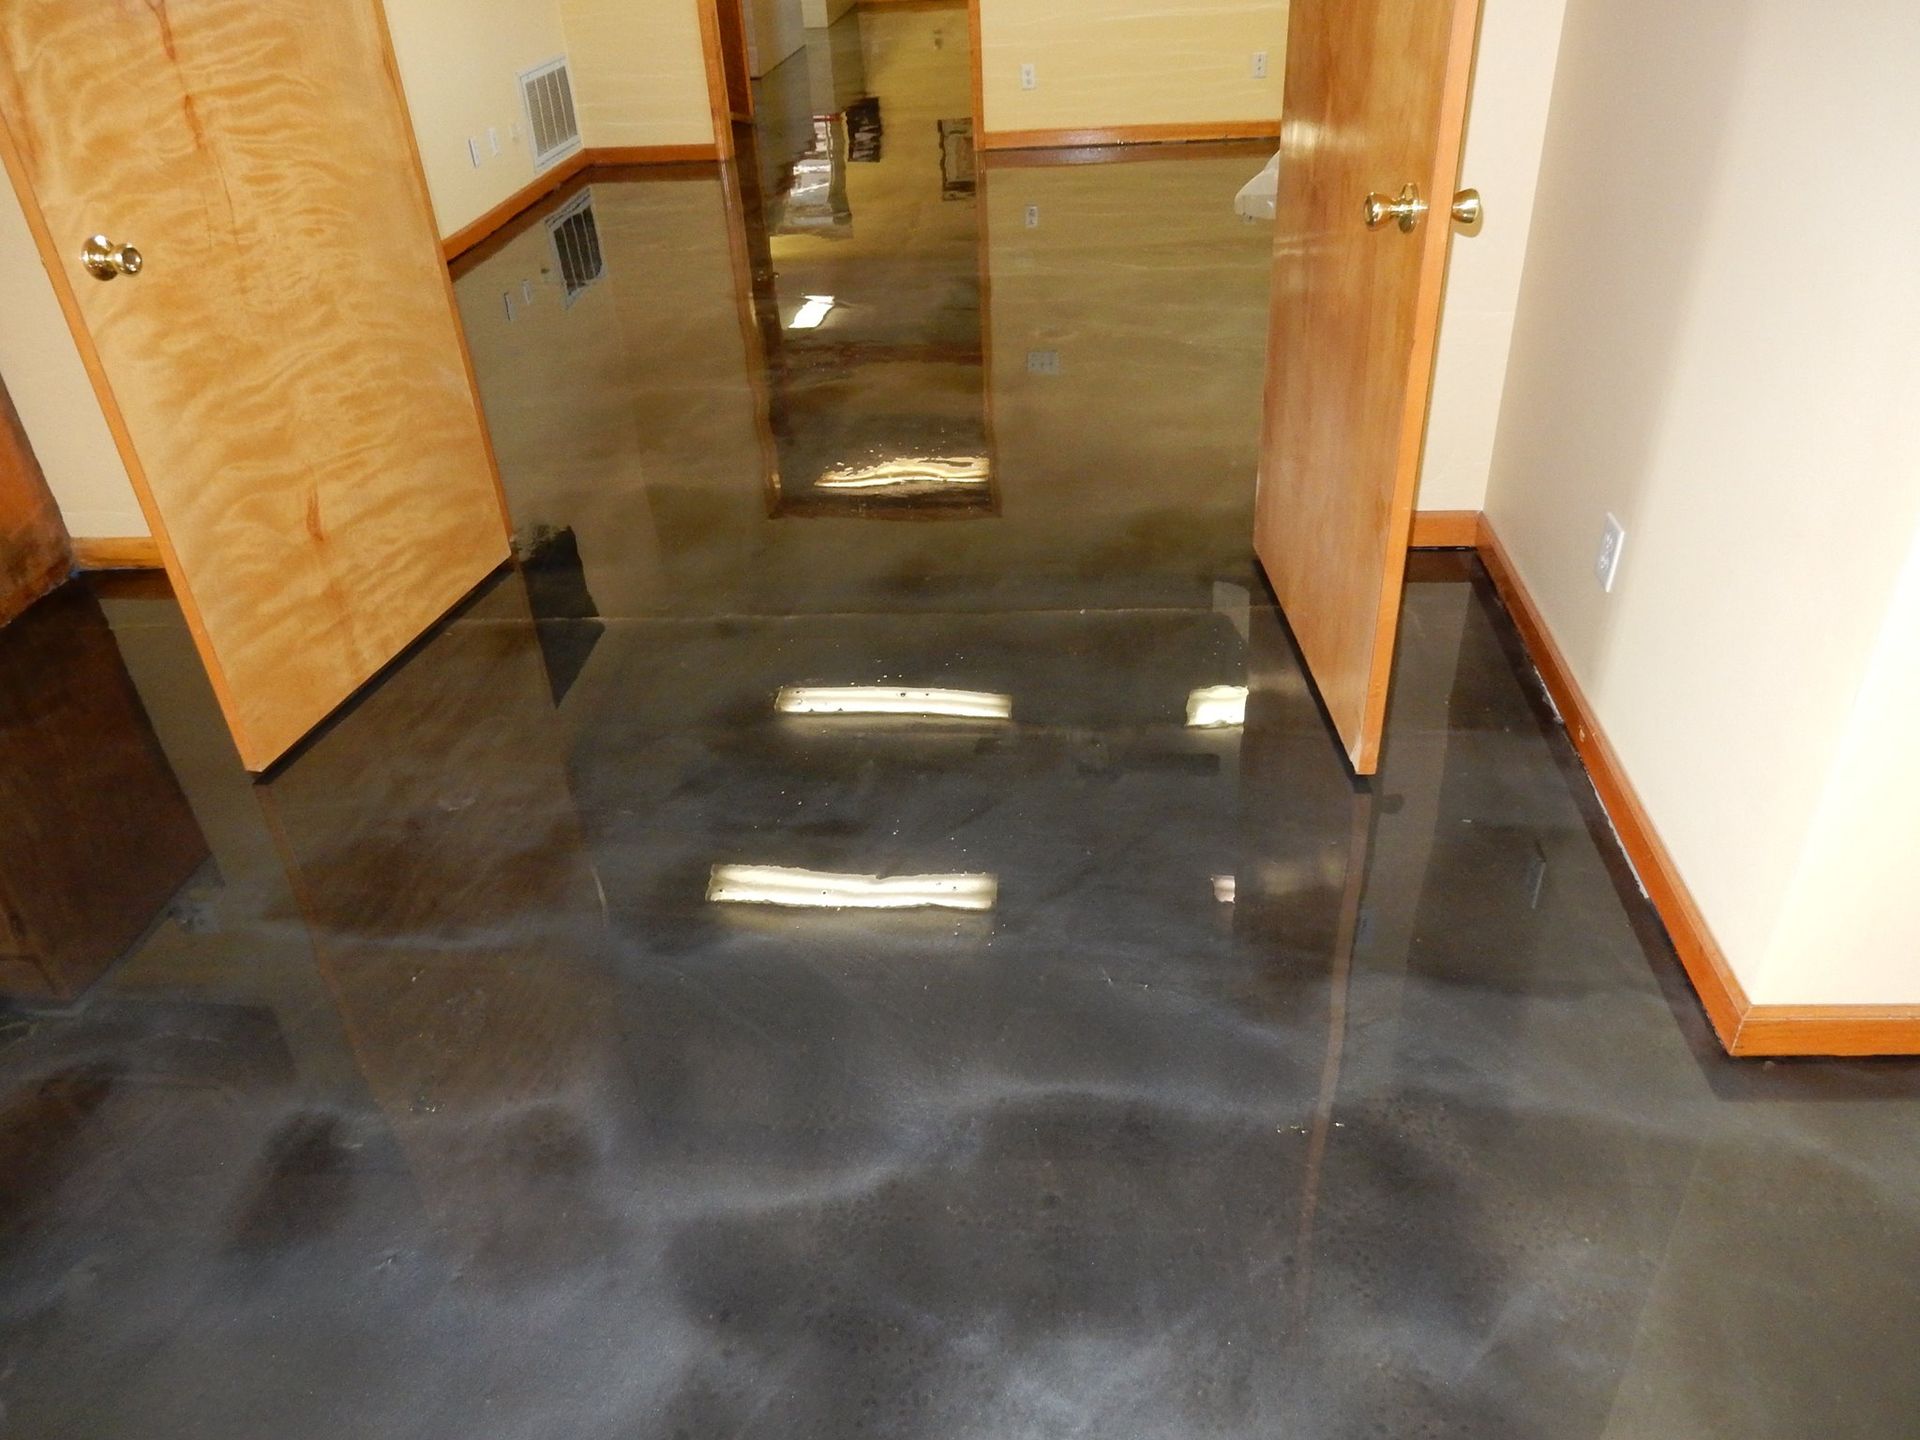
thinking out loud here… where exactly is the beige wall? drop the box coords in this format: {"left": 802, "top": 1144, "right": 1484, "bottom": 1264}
{"left": 383, "top": 0, "right": 575, "bottom": 237}
{"left": 385, "top": 0, "right": 719, "bottom": 238}
{"left": 1483, "top": 0, "right": 1920, "bottom": 1001}
{"left": 560, "top": 0, "right": 716, "bottom": 150}
{"left": 0, "top": 178, "right": 144, "bottom": 538}
{"left": 978, "top": 0, "right": 1287, "bottom": 136}
{"left": 800, "top": 0, "right": 855, "bottom": 29}
{"left": 1763, "top": 534, "right": 1920, "bottom": 1004}
{"left": 743, "top": 0, "right": 806, "bottom": 77}
{"left": 1416, "top": 0, "right": 1570, "bottom": 513}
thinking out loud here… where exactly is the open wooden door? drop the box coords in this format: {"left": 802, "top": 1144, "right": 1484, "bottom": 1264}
{"left": 1254, "top": 0, "right": 1483, "bottom": 774}
{"left": 0, "top": 0, "right": 510, "bottom": 772}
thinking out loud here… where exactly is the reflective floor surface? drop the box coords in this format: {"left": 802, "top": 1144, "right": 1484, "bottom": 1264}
{"left": 6, "top": 6, "right": 1920, "bottom": 1437}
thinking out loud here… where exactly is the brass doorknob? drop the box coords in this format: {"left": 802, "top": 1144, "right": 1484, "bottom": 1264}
{"left": 80, "top": 234, "right": 143, "bottom": 281}
{"left": 1363, "top": 183, "right": 1426, "bottom": 234}
{"left": 1451, "top": 189, "right": 1483, "bottom": 228}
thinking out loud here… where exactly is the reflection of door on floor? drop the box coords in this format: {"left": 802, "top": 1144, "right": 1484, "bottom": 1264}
{"left": 0, "top": 585, "right": 210, "bottom": 1003}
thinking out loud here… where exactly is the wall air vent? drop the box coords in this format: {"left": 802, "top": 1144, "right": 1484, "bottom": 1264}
{"left": 519, "top": 56, "right": 581, "bottom": 170}
{"left": 545, "top": 189, "right": 603, "bottom": 306}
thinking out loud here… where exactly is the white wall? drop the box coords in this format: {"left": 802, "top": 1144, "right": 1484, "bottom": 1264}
{"left": 1416, "top": 0, "right": 1570, "bottom": 513}
{"left": 1483, "top": 0, "right": 1920, "bottom": 1002}
{"left": 0, "top": 175, "right": 143, "bottom": 538}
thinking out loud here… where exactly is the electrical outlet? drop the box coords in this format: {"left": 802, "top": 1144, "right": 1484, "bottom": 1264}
{"left": 1019, "top": 62, "right": 1037, "bottom": 91}
{"left": 1026, "top": 349, "right": 1061, "bottom": 375}
{"left": 1024, "top": 204, "right": 1040, "bottom": 229}
{"left": 1595, "top": 513, "right": 1626, "bottom": 593}
{"left": 488, "top": 126, "right": 501, "bottom": 157}
{"left": 1252, "top": 50, "right": 1269, "bottom": 79}
{"left": 468, "top": 136, "right": 484, "bottom": 168}
{"left": 509, "top": 120, "right": 521, "bottom": 143}
{"left": 521, "top": 279, "right": 535, "bottom": 305}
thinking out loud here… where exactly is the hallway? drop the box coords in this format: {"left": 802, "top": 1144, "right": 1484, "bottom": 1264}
{"left": 4, "top": 6, "right": 1920, "bottom": 1438}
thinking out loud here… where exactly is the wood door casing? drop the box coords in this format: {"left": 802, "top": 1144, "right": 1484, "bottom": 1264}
{"left": 718, "top": 0, "right": 754, "bottom": 121}
{"left": 1253, "top": 0, "right": 1482, "bottom": 774}
{"left": 0, "top": 0, "right": 510, "bottom": 771}
{"left": 0, "top": 372, "right": 69, "bottom": 626}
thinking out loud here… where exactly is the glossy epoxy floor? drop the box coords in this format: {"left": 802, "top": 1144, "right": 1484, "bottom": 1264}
{"left": 7, "top": 8, "right": 1920, "bottom": 1437}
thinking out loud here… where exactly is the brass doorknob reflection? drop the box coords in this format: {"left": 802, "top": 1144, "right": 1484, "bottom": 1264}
{"left": 1363, "top": 183, "right": 1426, "bottom": 234}
{"left": 80, "top": 234, "right": 143, "bottom": 281}
{"left": 1450, "top": 189, "right": 1484, "bottom": 228}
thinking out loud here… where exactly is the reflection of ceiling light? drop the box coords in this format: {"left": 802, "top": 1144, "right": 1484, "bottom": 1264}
{"left": 707, "top": 866, "right": 997, "bottom": 911}
{"left": 1186, "top": 685, "right": 1248, "bottom": 729}
{"left": 789, "top": 294, "right": 835, "bottom": 329}
{"left": 1213, "top": 875, "right": 1237, "bottom": 904}
{"left": 776, "top": 686, "right": 1013, "bottom": 720}
{"left": 816, "top": 456, "right": 990, "bottom": 492}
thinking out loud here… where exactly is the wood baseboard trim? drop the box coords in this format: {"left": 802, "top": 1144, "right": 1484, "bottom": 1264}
{"left": 1463, "top": 511, "right": 1920, "bottom": 1057}
{"left": 1409, "top": 509, "right": 1480, "bottom": 548}
{"left": 72, "top": 536, "right": 163, "bottom": 570}
{"left": 977, "top": 120, "right": 1280, "bottom": 153}
{"left": 590, "top": 143, "right": 722, "bottom": 167}
{"left": 441, "top": 153, "right": 588, "bottom": 261}
{"left": 440, "top": 144, "right": 722, "bottom": 263}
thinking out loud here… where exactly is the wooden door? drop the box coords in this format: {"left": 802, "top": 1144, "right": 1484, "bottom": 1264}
{"left": 0, "top": 0, "right": 510, "bottom": 772}
{"left": 1254, "top": 0, "right": 1482, "bottom": 774}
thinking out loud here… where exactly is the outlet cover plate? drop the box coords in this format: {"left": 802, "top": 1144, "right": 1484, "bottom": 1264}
{"left": 1596, "top": 513, "right": 1626, "bottom": 593}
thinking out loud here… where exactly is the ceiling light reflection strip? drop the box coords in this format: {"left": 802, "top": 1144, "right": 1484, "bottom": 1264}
{"left": 815, "top": 456, "right": 991, "bottom": 491}
{"left": 1186, "top": 685, "right": 1248, "bottom": 729}
{"left": 775, "top": 686, "right": 1013, "bottom": 721}
{"left": 707, "top": 866, "right": 998, "bottom": 912}
{"left": 789, "top": 294, "right": 835, "bottom": 330}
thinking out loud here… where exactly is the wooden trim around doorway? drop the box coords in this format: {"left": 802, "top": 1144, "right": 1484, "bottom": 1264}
{"left": 694, "top": 0, "right": 747, "bottom": 151}
{"left": 967, "top": 0, "right": 985, "bottom": 143}
{"left": 1408, "top": 509, "right": 1480, "bottom": 548}
{"left": 71, "top": 536, "right": 163, "bottom": 571}
{"left": 978, "top": 120, "right": 1281, "bottom": 153}
{"left": 1422, "top": 509, "right": 1920, "bottom": 1058}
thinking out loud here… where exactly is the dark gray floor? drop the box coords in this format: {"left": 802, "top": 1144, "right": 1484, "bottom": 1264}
{"left": 6, "top": 10, "right": 1920, "bottom": 1436}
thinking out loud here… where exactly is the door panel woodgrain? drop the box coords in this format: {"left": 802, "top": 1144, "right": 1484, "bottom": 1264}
{"left": 1254, "top": 0, "right": 1482, "bottom": 773}
{"left": 0, "top": 0, "right": 510, "bottom": 771}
